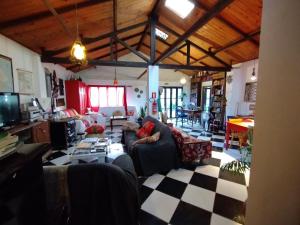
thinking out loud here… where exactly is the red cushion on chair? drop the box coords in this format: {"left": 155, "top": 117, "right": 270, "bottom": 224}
{"left": 136, "top": 121, "right": 155, "bottom": 139}
{"left": 85, "top": 124, "right": 104, "bottom": 134}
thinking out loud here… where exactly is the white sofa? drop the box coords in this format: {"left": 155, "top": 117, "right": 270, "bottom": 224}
{"left": 57, "top": 109, "right": 106, "bottom": 135}
{"left": 98, "top": 106, "right": 138, "bottom": 126}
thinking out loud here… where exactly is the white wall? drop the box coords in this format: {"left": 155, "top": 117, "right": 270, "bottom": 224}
{"left": 0, "top": 34, "right": 72, "bottom": 107}
{"left": 245, "top": 0, "right": 300, "bottom": 224}
{"left": 77, "top": 53, "right": 191, "bottom": 111}
{"left": 226, "top": 59, "right": 259, "bottom": 117}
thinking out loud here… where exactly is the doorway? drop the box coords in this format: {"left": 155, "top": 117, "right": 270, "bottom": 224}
{"left": 202, "top": 86, "right": 211, "bottom": 112}
{"left": 160, "top": 87, "right": 183, "bottom": 118}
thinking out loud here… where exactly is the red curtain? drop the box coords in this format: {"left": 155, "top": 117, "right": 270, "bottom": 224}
{"left": 124, "top": 86, "right": 128, "bottom": 116}
{"left": 86, "top": 86, "right": 127, "bottom": 112}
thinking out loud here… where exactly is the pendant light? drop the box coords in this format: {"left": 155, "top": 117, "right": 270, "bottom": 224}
{"left": 113, "top": 67, "right": 118, "bottom": 86}
{"left": 70, "top": 4, "right": 87, "bottom": 65}
{"left": 251, "top": 59, "right": 257, "bottom": 81}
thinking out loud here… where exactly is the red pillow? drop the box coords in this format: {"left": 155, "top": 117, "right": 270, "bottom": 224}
{"left": 127, "top": 110, "right": 135, "bottom": 116}
{"left": 136, "top": 121, "right": 155, "bottom": 139}
{"left": 85, "top": 124, "right": 104, "bottom": 134}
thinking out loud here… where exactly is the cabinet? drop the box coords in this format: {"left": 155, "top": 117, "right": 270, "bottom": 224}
{"left": 8, "top": 121, "right": 51, "bottom": 144}
{"left": 32, "top": 121, "right": 50, "bottom": 143}
{"left": 65, "top": 80, "right": 87, "bottom": 114}
{"left": 50, "top": 118, "right": 76, "bottom": 149}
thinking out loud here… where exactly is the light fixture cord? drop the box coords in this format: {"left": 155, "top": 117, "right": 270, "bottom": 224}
{"left": 75, "top": 3, "right": 79, "bottom": 39}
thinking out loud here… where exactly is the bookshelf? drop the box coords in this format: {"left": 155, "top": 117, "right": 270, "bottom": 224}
{"left": 211, "top": 73, "right": 226, "bottom": 130}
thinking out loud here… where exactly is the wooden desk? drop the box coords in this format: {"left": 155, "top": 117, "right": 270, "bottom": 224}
{"left": 182, "top": 109, "right": 202, "bottom": 127}
{"left": 225, "top": 118, "right": 254, "bottom": 149}
{"left": 7, "top": 121, "right": 51, "bottom": 144}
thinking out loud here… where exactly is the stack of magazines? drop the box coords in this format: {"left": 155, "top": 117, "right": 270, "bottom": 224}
{"left": 0, "top": 132, "right": 21, "bottom": 160}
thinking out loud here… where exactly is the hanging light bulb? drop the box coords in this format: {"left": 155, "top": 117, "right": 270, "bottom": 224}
{"left": 251, "top": 59, "right": 257, "bottom": 81}
{"left": 180, "top": 77, "right": 187, "bottom": 85}
{"left": 70, "top": 4, "right": 87, "bottom": 65}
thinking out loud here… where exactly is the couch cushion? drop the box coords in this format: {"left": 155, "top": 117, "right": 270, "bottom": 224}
{"left": 132, "top": 131, "right": 160, "bottom": 146}
{"left": 136, "top": 121, "right": 155, "bottom": 139}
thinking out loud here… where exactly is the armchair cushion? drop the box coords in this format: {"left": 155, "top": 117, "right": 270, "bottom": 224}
{"left": 136, "top": 121, "right": 155, "bottom": 139}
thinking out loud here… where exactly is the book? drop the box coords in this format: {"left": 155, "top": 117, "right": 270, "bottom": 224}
{"left": 76, "top": 142, "right": 93, "bottom": 150}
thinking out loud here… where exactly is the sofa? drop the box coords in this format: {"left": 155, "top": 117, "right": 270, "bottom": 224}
{"left": 98, "top": 106, "right": 138, "bottom": 126}
{"left": 58, "top": 108, "right": 106, "bottom": 135}
{"left": 43, "top": 154, "right": 139, "bottom": 225}
{"left": 123, "top": 116, "right": 179, "bottom": 176}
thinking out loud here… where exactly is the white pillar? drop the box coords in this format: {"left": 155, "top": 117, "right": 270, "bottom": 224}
{"left": 147, "top": 65, "right": 159, "bottom": 118}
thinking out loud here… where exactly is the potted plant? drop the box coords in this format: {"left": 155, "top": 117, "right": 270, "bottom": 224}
{"left": 137, "top": 106, "right": 147, "bottom": 127}
{"left": 220, "top": 127, "right": 253, "bottom": 225}
{"left": 221, "top": 127, "right": 253, "bottom": 174}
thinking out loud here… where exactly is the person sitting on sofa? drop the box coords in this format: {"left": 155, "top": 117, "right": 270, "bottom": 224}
{"left": 122, "top": 116, "right": 179, "bottom": 176}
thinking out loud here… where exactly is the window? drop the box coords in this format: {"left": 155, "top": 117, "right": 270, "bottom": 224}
{"left": 165, "top": 0, "right": 195, "bottom": 19}
{"left": 89, "top": 86, "right": 125, "bottom": 109}
{"left": 155, "top": 28, "right": 168, "bottom": 40}
{"left": 160, "top": 87, "right": 183, "bottom": 118}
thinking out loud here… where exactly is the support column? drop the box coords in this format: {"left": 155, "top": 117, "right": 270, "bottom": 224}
{"left": 147, "top": 65, "right": 159, "bottom": 118}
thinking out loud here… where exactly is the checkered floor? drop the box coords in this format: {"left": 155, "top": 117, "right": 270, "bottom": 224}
{"left": 43, "top": 122, "right": 250, "bottom": 225}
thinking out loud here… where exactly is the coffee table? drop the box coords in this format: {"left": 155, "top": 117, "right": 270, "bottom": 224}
{"left": 70, "top": 138, "right": 125, "bottom": 164}
{"left": 110, "top": 116, "right": 128, "bottom": 131}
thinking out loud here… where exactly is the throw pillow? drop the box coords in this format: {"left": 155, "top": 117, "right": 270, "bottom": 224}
{"left": 85, "top": 124, "right": 104, "bottom": 134}
{"left": 127, "top": 110, "right": 135, "bottom": 116}
{"left": 122, "top": 121, "right": 140, "bottom": 131}
{"left": 112, "top": 110, "right": 123, "bottom": 116}
{"left": 136, "top": 121, "right": 155, "bottom": 139}
{"left": 133, "top": 131, "right": 160, "bottom": 146}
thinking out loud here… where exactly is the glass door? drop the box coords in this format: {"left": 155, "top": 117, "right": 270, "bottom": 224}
{"left": 160, "top": 87, "right": 183, "bottom": 118}
{"left": 202, "top": 86, "right": 211, "bottom": 112}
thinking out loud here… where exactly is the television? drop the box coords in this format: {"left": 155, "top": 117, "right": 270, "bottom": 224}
{"left": 0, "top": 92, "right": 20, "bottom": 128}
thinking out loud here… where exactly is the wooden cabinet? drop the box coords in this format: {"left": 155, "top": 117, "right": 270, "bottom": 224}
{"left": 32, "top": 121, "right": 50, "bottom": 143}
{"left": 65, "top": 80, "right": 87, "bottom": 114}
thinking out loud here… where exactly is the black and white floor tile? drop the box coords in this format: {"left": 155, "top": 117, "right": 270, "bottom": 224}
{"left": 139, "top": 120, "right": 249, "bottom": 225}
{"left": 43, "top": 122, "right": 250, "bottom": 225}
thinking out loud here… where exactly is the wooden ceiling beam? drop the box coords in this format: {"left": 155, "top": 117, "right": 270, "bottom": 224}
{"left": 43, "top": 20, "right": 147, "bottom": 57}
{"left": 191, "top": 0, "right": 260, "bottom": 47}
{"left": 43, "top": 56, "right": 229, "bottom": 71}
{"left": 115, "top": 37, "right": 149, "bottom": 62}
{"left": 42, "top": 0, "right": 73, "bottom": 39}
{"left": 191, "top": 29, "right": 260, "bottom": 65}
{"left": 89, "top": 32, "right": 143, "bottom": 54}
{"left": 137, "top": 0, "right": 161, "bottom": 51}
{"left": 145, "top": 31, "right": 209, "bottom": 66}
{"left": 0, "top": 0, "right": 111, "bottom": 30}
{"left": 154, "top": 0, "right": 234, "bottom": 64}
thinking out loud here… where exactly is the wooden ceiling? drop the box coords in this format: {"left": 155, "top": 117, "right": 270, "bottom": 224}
{"left": 0, "top": 0, "right": 262, "bottom": 75}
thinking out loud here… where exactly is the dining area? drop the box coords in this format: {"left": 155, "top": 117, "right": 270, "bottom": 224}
{"left": 175, "top": 105, "right": 211, "bottom": 130}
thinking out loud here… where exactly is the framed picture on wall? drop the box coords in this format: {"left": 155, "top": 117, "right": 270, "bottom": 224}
{"left": 0, "top": 54, "right": 14, "bottom": 92}
{"left": 244, "top": 82, "right": 257, "bottom": 102}
{"left": 17, "top": 69, "right": 33, "bottom": 94}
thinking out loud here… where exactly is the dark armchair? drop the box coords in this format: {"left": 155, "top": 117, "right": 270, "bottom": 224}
{"left": 123, "top": 116, "right": 179, "bottom": 176}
